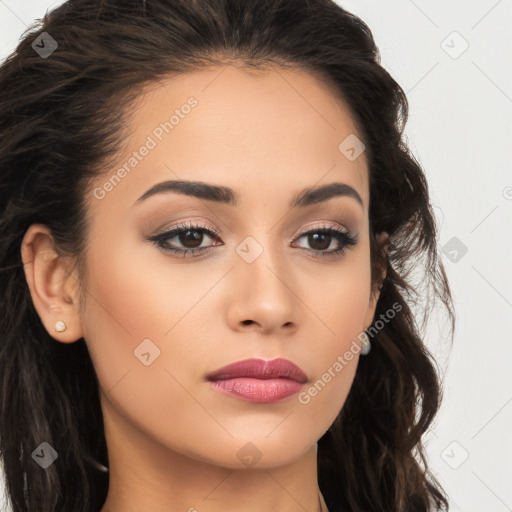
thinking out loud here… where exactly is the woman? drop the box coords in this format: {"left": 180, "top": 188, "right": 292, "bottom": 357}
{"left": 0, "top": 0, "right": 454, "bottom": 511}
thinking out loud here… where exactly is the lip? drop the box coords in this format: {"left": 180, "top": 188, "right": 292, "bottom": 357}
{"left": 206, "top": 357, "right": 308, "bottom": 382}
{"left": 206, "top": 358, "right": 308, "bottom": 403}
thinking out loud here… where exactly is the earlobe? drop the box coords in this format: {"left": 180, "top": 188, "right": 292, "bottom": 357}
{"left": 21, "top": 224, "right": 84, "bottom": 343}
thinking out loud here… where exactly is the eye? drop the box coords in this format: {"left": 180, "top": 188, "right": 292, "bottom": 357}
{"left": 146, "top": 221, "right": 222, "bottom": 258}
{"left": 147, "top": 221, "right": 358, "bottom": 259}
{"left": 291, "top": 224, "right": 358, "bottom": 258}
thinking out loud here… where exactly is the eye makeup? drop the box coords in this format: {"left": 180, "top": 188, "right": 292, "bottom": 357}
{"left": 146, "top": 220, "right": 358, "bottom": 259}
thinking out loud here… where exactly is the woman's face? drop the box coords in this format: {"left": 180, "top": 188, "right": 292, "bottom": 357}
{"left": 76, "top": 65, "right": 380, "bottom": 469}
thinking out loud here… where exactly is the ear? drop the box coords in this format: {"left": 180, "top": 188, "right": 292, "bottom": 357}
{"left": 21, "top": 224, "right": 84, "bottom": 343}
{"left": 363, "top": 231, "right": 389, "bottom": 328}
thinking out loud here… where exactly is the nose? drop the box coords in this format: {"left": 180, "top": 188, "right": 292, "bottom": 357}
{"left": 224, "top": 241, "right": 300, "bottom": 335}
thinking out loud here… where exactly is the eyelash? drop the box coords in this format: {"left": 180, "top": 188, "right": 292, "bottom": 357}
{"left": 147, "top": 220, "right": 358, "bottom": 259}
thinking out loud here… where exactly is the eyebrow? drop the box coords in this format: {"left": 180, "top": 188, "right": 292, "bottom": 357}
{"left": 134, "top": 180, "right": 363, "bottom": 209}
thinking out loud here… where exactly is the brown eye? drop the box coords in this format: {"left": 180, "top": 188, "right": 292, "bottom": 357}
{"left": 147, "top": 221, "right": 222, "bottom": 257}
{"left": 292, "top": 225, "right": 358, "bottom": 258}
{"left": 306, "top": 232, "right": 334, "bottom": 251}
{"left": 176, "top": 229, "right": 205, "bottom": 249}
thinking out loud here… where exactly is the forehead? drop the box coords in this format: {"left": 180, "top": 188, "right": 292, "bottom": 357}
{"left": 87, "top": 64, "right": 369, "bottom": 214}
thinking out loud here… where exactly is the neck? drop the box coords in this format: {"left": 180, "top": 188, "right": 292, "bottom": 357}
{"left": 99, "top": 400, "right": 325, "bottom": 512}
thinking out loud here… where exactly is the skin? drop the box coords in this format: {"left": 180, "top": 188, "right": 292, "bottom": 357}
{"left": 21, "top": 65, "right": 387, "bottom": 512}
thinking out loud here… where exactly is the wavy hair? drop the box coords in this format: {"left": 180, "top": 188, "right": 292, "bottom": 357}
{"left": 0, "top": 1, "right": 454, "bottom": 511}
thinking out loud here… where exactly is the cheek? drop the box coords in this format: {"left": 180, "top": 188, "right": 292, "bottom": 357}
{"left": 79, "top": 235, "right": 170, "bottom": 388}
{"left": 297, "top": 354, "right": 358, "bottom": 429}
{"left": 303, "top": 246, "right": 373, "bottom": 343}
{"left": 82, "top": 225, "right": 209, "bottom": 338}
{"left": 79, "top": 243, "right": 219, "bottom": 451}
{"left": 287, "top": 246, "right": 372, "bottom": 422}
{"left": 80, "top": 231, "right": 229, "bottom": 401}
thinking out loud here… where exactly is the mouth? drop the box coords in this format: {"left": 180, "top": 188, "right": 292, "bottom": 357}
{"left": 206, "top": 358, "right": 308, "bottom": 403}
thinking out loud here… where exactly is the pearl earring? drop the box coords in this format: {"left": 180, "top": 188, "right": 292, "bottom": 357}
{"left": 360, "top": 330, "right": 371, "bottom": 355}
{"left": 54, "top": 320, "right": 67, "bottom": 332}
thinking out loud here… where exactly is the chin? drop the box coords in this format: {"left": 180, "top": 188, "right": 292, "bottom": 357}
{"left": 185, "top": 435, "right": 316, "bottom": 470}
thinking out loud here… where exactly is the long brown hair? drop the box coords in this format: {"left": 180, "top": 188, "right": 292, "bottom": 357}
{"left": 0, "top": 1, "right": 454, "bottom": 511}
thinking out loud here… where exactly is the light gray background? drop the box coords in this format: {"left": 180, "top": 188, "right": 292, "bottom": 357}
{"left": 1, "top": 1, "right": 511, "bottom": 511}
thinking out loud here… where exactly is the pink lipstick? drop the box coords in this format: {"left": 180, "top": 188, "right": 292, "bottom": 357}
{"left": 206, "top": 358, "right": 308, "bottom": 403}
